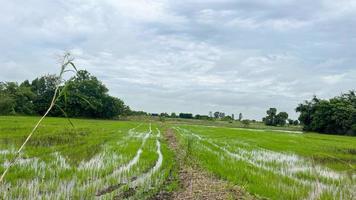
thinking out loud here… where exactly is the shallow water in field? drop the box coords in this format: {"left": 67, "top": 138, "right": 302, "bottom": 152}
{"left": 0, "top": 123, "right": 168, "bottom": 199}
{"left": 175, "top": 127, "right": 356, "bottom": 200}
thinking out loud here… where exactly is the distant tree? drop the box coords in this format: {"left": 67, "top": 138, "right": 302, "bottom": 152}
{"left": 264, "top": 108, "right": 289, "bottom": 126}
{"left": 264, "top": 108, "right": 277, "bottom": 126}
{"left": 222, "top": 116, "right": 233, "bottom": 121}
{"left": 179, "top": 113, "right": 193, "bottom": 119}
{"left": 231, "top": 114, "right": 235, "bottom": 120}
{"left": 288, "top": 119, "right": 294, "bottom": 125}
{"left": 160, "top": 112, "right": 169, "bottom": 117}
{"left": 195, "top": 114, "right": 209, "bottom": 120}
{"left": 131, "top": 111, "right": 148, "bottom": 116}
{"left": 219, "top": 112, "right": 225, "bottom": 118}
{"left": 214, "top": 111, "right": 220, "bottom": 118}
{"left": 293, "top": 120, "right": 299, "bottom": 126}
{"left": 242, "top": 119, "right": 250, "bottom": 127}
{"left": 276, "top": 112, "right": 288, "bottom": 126}
{"left": 238, "top": 113, "right": 243, "bottom": 121}
{"left": 171, "top": 112, "right": 177, "bottom": 118}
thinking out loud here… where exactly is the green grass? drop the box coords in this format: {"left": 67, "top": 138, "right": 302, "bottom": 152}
{"left": 1, "top": 116, "right": 355, "bottom": 199}
{"left": 0, "top": 116, "right": 176, "bottom": 199}
{"left": 173, "top": 124, "right": 356, "bottom": 200}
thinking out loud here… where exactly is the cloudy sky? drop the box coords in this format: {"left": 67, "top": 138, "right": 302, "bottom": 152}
{"left": 1, "top": 0, "right": 356, "bottom": 119}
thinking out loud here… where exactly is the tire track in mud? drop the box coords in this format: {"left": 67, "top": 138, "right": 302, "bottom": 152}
{"left": 175, "top": 127, "right": 356, "bottom": 200}
{"left": 97, "top": 127, "right": 164, "bottom": 198}
{"left": 92, "top": 124, "right": 152, "bottom": 195}
{"left": 1, "top": 124, "right": 153, "bottom": 199}
{"left": 129, "top": 130, "right": 163, "bottom": 188}
{"left": 175, "top": 127, "right": 324, "bottom": 199}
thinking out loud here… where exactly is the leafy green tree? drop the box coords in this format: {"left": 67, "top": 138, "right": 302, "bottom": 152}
{"left": 0, "top": 93, "right": 15, "bottom": 115}
{"left": 214, "top": 111, "right": 220, "bottom": 118}
{"left": 61, "top": 70, "right": 130, "bottom": 118}
{"left": 264, "top": 108, "right": 289, "bottom": 126}
{"left": 195, "top": 115, "right": 210, "bottom": 120}
{"left": 31, "top": 75, "right": 59, "bottom": 115}
{"left": 160, "top": 112, "right": 169, "bottom": 117}
{"left": 0, "top": 82, "right": 35, "bottom": 115}
{"left": 222, "top": 116, "right": 233, "bottom": 121}
{"left": 242, "top": 119, "right": 250, "bottom": 127}
{"left": 238, "top": 113, "right": 243, "bottom": 121}
{"left": 179, "top": 113, "right": 193, "bottom": 119}
{"left": 288, "top": 119, "right": 294, "bottom": 125}
{"left": 264, "top": 108, "right": 277, "bottom": 126}
{"left": 296, "top": 91, "right": 356, "bottom": 135}
{"left": 276, "top": 112, "right": 288, "bottom": 126}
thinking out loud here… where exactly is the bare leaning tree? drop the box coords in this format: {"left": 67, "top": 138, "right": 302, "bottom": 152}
{"left": 0, "top": 52, "right": 78, "bottom": 183}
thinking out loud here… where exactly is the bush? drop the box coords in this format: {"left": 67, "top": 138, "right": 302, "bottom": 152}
{"left": 242, "top": 119, "right": 250, "bottom": 127}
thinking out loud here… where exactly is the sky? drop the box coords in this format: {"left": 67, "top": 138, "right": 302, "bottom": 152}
{"left": 1, "top": 0, "right": 356, "bottom": 120}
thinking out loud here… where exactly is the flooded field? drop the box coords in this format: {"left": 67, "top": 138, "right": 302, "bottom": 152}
{"left": 0, "top": 116, "right": 355, "bottom": 199}
{"left": 0, "top": 116, "right": 174, "bottom": 199}
{"left": 174, "top": 126, "right": 356, "bottom": 200}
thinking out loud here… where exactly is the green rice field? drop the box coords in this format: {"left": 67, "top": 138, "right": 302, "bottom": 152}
{"left": 0, "top": 116, "right": 355, "bottom": 199}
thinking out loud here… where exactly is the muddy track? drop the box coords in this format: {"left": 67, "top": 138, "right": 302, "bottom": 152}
{"left": 154, "top": 128, "right": 255, "bottom": 200}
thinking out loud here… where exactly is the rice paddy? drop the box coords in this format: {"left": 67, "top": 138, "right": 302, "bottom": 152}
{"left": 174, "top": 125, "right": 356, "bottom": 200}
{"left": 0, "top": 116, "right": 355, "bottom": 199}
{"left": 0, "top": 116, "right": 175, "bottom": 199}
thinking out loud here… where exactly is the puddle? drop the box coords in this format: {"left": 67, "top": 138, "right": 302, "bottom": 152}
{"left": 176, "top": 127, "right": 356, "bottom": 200}
{"left": 130, "top": 139, "right": 163, "bottom": 188}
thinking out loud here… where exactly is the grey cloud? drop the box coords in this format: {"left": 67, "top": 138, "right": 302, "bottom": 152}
{"left": 0, "top": 0, "right": 355, "bottom": 120}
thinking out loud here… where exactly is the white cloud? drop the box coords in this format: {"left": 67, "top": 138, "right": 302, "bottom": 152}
{"left": 0, "top": 0, "right": 355, "bottom": 120}
{"left": 322, "top": 74, "right": 346, "bottom": 84}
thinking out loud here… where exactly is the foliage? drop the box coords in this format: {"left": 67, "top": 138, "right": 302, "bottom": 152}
{"left": 0, "top": 82, "right": 36, "bottom": 115}
{"left": 195, "top": 114, "right": 210, "bottom": 120}
{"left": 0, "top": 70, "right": 131, "bottom": 119}
{"left": 213, "top": 111, "right": 226, "bottom": 119}
{"left": 296, "top": 91, "right": 356, "bottom": 135}
{"left": 221, "top": 116, "right": 233, "bottom": 121}
{"left": 170, "top": 112, "right": 177, "bottom": 118}
{"left": 241, "top": 119, "right": 250, "bottom": 127}
{"left": 179, "top": 113, "right": 193, "bottom": 119}
{"left": 288, "top": 119, "right": 294, "bottom": 125}
{"left": 0, "top": 93, "right": 15, "bottom": 115}
{"left": 263, "top": 108, "right": 289, "bottom": 126}
{"left": 31, "top": 75, "right": 59, "bottom": 115}
{"left": 160, "top": 112, "right": 169, "bottom": 117}
{"left": 238, "top": 113, "right": 243, "bottom": 121}
{"left": 130, "top": 111, "right": 148, "bottom": 116}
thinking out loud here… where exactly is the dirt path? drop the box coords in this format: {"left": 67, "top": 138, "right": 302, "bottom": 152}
{"left": 155, "top": 128, "right": 256, "bottom": 200}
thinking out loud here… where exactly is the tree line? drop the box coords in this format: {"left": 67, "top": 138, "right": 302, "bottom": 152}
{"left": 296, "top": 91, "right": 356, "bottom": 136}
{"left": 1, "top": 69, "right": 354, "bottom": 135}
{"left": 0, "top": 70, "right": 131, "bottom": 119}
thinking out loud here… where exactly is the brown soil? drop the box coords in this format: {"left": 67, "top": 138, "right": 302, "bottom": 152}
{"left": 154, "top": 128, "right": 256, "bottom": 200}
